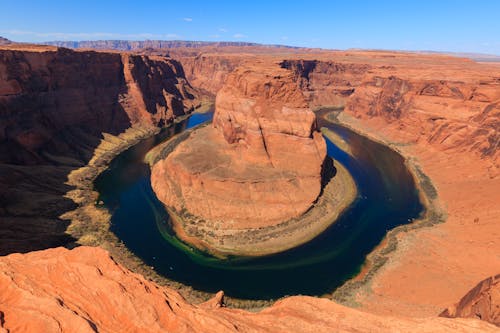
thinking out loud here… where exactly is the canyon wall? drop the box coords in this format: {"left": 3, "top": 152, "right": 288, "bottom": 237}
{"left": 345, "top": 72, "right": 500, "bottom": 159}
{"left": 0, "top": 45, "right": 199, "bottom": 255}
{"left": 277, "top": 54, "right": 500, "bottom": 161}
{"left": 0, "top": 246, "right": 497, "bottom": 333}
{"left": 280, "top": 59, "right": 371, "bottom": 108}
{"left": 176, "top": 53, "right": 245, "bottom": 95}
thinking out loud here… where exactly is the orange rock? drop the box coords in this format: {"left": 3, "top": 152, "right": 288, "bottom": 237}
{"left": 0, "top": 246, "right": 496, "bottom": 333}
{"left": 440, "top": 274, "right": 500, "bottom": 327}
{"left": 151, "top": 63, "right": 326, "bottom": 230}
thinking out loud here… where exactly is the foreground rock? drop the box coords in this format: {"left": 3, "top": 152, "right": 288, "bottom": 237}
{"left": 0, "top": 246, "right": 497, "bottom": 333}
{"left": 440, "top": 274, "right": 500, "bottom": 327}
{"left": 151, "top": 63, "right": 331, "bottom": 256}
{"left": 0, "top": 44, "right": 199, "bottom": 254}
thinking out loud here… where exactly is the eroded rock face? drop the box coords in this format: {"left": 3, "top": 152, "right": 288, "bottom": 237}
{"left": 0, "top": 45, "right": 199, "bottom": 255}
{"left": 0, "top": 246, "right": 497, "bottom": 333}
{"left": 280, "top": 59, "right": 370, "bottom": 108}
{"left": 151, "top": 64, "right": 326, "bottom": 230}
{"left": 440, "top": 274, "right": 500, "bottom": 327}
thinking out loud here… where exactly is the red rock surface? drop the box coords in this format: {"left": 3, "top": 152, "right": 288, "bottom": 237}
{"left": 440, "top": 274, "right": 500, "bottom": 327}
{"left": 0, "top": 246, "right": 497, "bottom": 333}
{"left": 152, "top": 63, "right": 326, "bottom": 229}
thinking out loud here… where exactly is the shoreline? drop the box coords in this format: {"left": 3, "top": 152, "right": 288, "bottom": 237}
{"left": 162, "top": 158, "right": 357, "bottom": 258}
{"left": 322, "top": 110, "right": 447, "bottom": 307}
{"left": 59, "top": 108, "right": 227, "bottom": 305}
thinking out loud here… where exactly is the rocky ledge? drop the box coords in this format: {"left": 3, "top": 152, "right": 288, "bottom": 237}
{"left": 0, "top": 246, "right": 497, "bottom": 333}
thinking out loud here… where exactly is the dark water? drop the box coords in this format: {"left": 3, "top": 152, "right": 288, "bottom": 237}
{"left": 95, "top": 110, "right": 423, "bottom": 300}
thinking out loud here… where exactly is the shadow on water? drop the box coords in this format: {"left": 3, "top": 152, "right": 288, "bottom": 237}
{"left": 95, "top": 110, "right": 423, "bottom": 300}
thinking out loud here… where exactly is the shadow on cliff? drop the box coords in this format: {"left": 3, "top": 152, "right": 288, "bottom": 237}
{"left": 319, "top": 157, "right": 337, "bottom": 195}
{"left": 0, "top": 48, "right": 197, "bottom": 255}
{"left": 0, "top": 83, "right": 133, "bottom": 255}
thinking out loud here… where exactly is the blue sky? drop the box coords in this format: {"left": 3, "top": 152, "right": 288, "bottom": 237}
{"left": 1, "top": 0, "right": 499, "bottom": 54}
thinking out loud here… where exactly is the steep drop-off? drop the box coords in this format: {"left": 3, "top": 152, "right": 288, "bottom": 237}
{"left": 0, "top": 45, "right": 199, "bottom": 254}
{"left": 0, "top": 246, "right": 497, "bottom": 333}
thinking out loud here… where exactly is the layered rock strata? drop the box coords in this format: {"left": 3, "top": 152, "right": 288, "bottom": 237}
{"left": 151, "top": 63, "right": 329, "bottom": 255}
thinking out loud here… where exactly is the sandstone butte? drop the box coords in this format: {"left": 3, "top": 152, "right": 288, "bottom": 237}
{"left": 150, "top": 63, "right": 330, "bottom": 255}
{"left": 0, "top": 41, "right": 500, "bottom": 332}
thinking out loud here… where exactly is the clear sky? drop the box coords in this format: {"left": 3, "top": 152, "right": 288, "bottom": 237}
{"left": 1, "top": 0, "right": 499, "bottom": 54}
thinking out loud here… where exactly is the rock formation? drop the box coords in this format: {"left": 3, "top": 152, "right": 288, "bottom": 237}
{"left": 151, "top": 63, "right": 327, "bottom": 254}
{"left": 0, "top": 44, "right": 199, "bottom": 254}
{"left": 152, "top": 64, "right": 326, "bottom": 227}
{"left": 2, "top": 41, "right": 500, "bottom": 331}
{"left": 440, "top": 274, "right": 500, "bottom": 327}
{"left": 0, "top": 246, "right": 497, "bottom": 333}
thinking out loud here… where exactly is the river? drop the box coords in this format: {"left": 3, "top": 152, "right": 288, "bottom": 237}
{"left": 95, "top": 109, "right": 422, "bottom": 300}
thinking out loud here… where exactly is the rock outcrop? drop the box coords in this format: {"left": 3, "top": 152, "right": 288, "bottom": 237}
{"left": 0, "top": 246, "right": 497, "bottom": 333}
{"left": 153, "top": 64, "right": 326, "bottom": 227}
{"left": 0, "top": 45, "right": 199, "bottom": 254}
{"left": 345, "top": 72, "right": 500, "bottom": 159}
{"left": 440, "top": 274, "right": 500, "bottom": 327}
{"left": 151, "top": 63, "right": 327, "bottom": 255}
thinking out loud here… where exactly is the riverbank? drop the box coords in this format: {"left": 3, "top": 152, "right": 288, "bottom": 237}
{"left": 314, "top": 109, "right": 446, "bottom": 307}
{"left": 59, "top": 109, "right": 229, "bottom": 305}
{"left": 62, "top": 105, "right": 442, "bottom": 310}
{"left": 326, "top": 109, "right": 499, "bottom": 317}
{"left": 146, "top": 126, "right": 357, "bottom": 257}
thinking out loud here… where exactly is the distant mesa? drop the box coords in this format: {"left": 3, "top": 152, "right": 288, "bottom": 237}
{"left": 0, "top": 36, "right": 13, "bottom": 45}
{"left": 44, "top": 39, "right": 301, "bottom": 51}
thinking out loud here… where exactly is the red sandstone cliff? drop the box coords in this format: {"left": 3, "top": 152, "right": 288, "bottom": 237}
{"left": 0, "top": 246, "right": 497, "bottom": 333}
{"left": 280, "top": 59, "right": 371, "bottom": 108}
{"left": 175, "top": 53, "right": 246, "bottom": 95}
{"left": 0, "top": 45, "right": 199, "bottom": 254}
{"left": 0, "top": 47, "right": 197, "bottom": 164}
